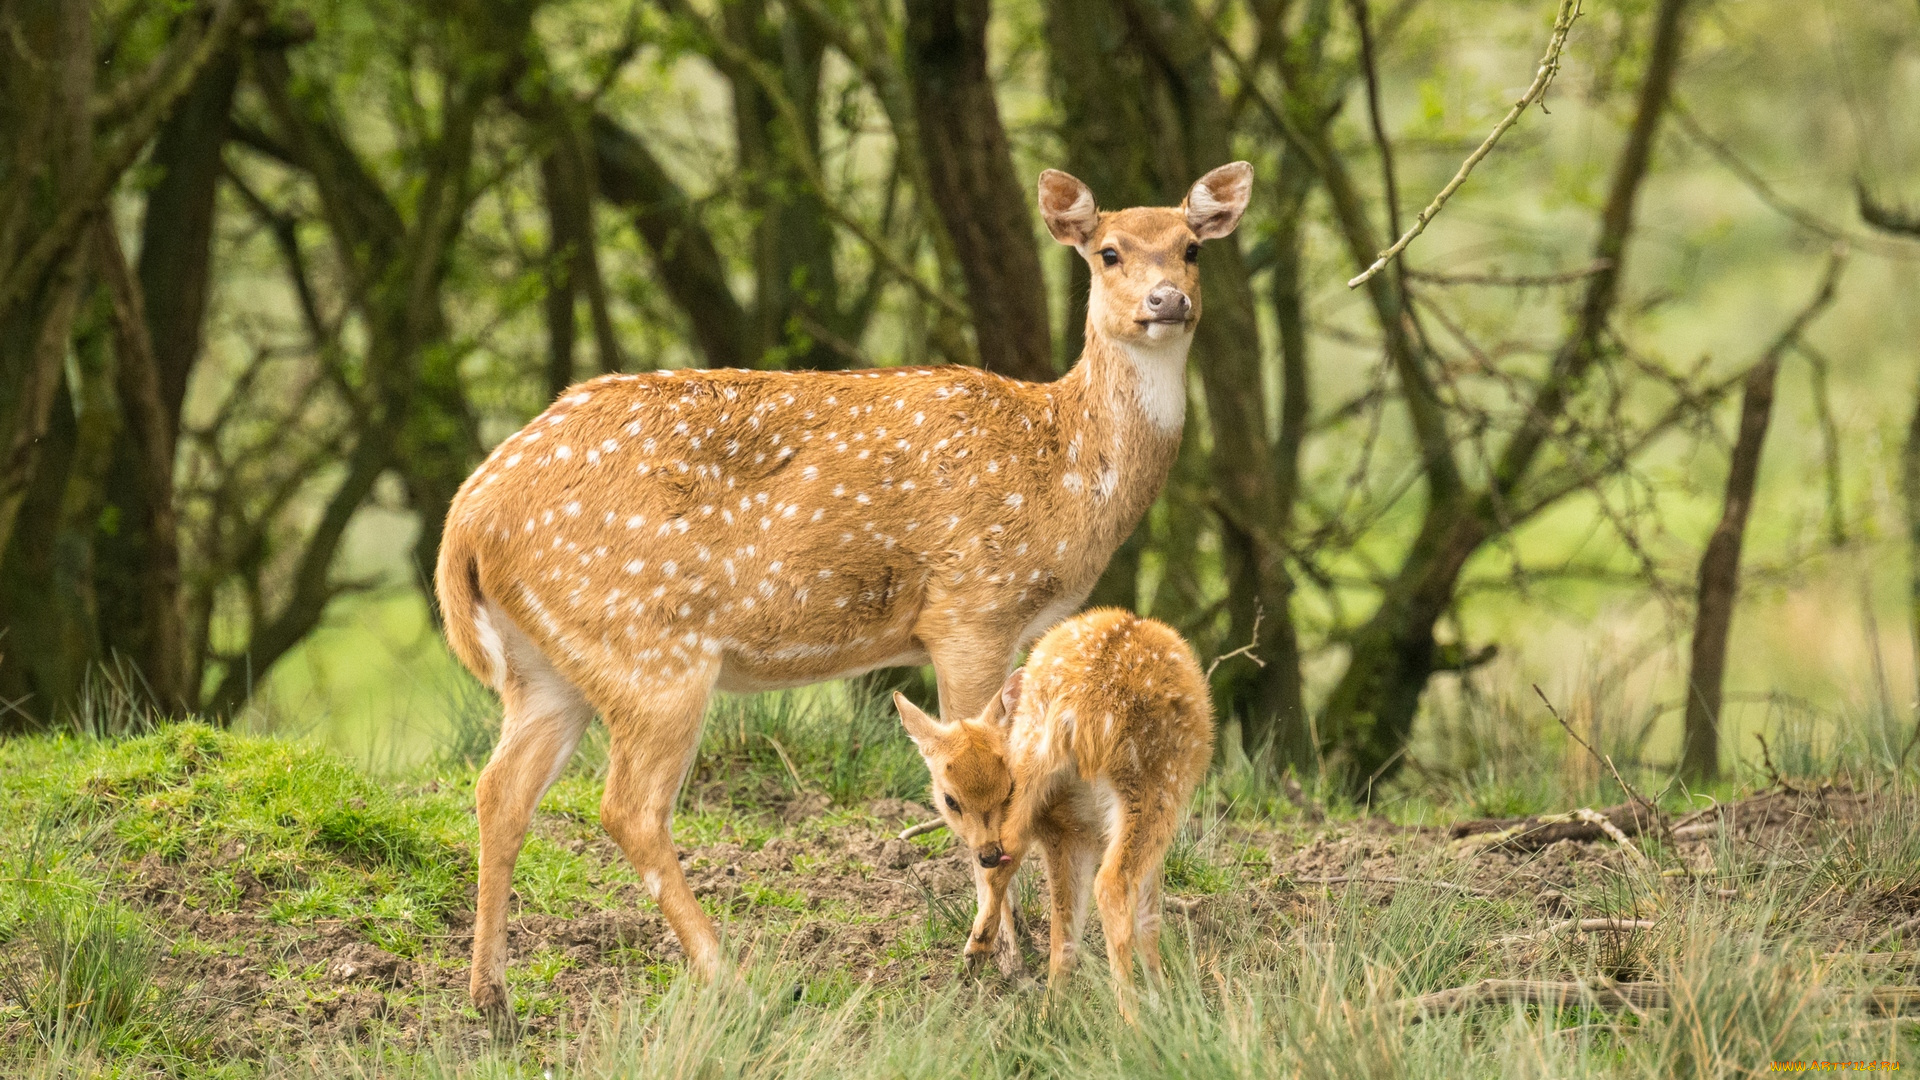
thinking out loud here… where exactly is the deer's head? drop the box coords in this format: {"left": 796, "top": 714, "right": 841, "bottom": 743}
{"left": 894, "top": 673, "right": 1025, "bottom": 869}
{"left": 1038, "top": 163, "right": 1253, "bottom": 348}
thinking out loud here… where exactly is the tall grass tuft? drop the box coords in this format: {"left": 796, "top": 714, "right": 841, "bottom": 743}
{"left": 4, "top": 901, "right": 158, "bottom": 1044}
{"left": 702, "top": 687, "right": 928, "bottom": 804}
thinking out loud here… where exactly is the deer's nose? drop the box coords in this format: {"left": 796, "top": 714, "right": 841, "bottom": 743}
{"left": 1143, "top": 282, "right": 1191, "bottom": 322}
{"left": 977, "top": 844, "right": 1008, "bottom": 868}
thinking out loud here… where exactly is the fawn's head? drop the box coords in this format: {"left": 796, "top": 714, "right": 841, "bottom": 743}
{"left": 1038, "top": 162, "right": 1253, "bottom": 348}
{"left": 894, "top": 673, "right": 1026, "bottom": 869}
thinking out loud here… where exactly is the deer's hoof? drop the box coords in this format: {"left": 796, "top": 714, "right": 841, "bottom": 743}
{"left": 473, "top": 985, "right": 519, "bottom": 1043}
{"left": 994, "top": 933, "right": 1026, "bottom": 978}
{"left": 964, "top": 943, "right": 993, "bottom": 977}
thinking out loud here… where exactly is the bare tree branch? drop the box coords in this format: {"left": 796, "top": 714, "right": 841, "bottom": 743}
{"left": 1347, "top": 0, "right": 1582, "bottom": 288}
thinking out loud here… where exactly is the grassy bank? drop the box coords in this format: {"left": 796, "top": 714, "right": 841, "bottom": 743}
{"left": 2, "top": 688, "right": 1917, "bottom": 1077}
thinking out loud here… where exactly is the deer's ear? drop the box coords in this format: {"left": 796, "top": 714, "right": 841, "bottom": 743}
{"left": 989, "top": 669, "right": 1025, "bottom": 730}
{"left": 1184, "top": 161, "right": 1253, "bottom": 240}
{"left": 1038, "top": 169, "right": 1099, "bottom": 247}
{"left": 893, "top": 692, "right": 947, "bottom": 750}
{"left": 977, "top": 668, "right": 1024, "bottom": 730}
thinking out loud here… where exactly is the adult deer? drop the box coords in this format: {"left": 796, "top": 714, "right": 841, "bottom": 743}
{"left": 435, "top": 163, "right": 1251, "bottom": 1030}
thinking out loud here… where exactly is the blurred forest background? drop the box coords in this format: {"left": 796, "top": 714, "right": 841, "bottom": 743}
{"left": 3, "top": 0, "right": 1919, "bottom": 789}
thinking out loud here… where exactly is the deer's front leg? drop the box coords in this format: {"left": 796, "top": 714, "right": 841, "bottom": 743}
{"left": 965, "top": 853, "right": 1025, "bottom": 975}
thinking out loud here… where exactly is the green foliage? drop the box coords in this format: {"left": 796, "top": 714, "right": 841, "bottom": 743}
{"left": 5, "top": 899, "right": 160, "bottom": 1044}
{"left": 0, "top": 724, "right": 475, "bottom": 952}
{"left": 700, "top": 688, "right": 930, "bottom": 805}
{"left": 0, "top": 817, "right": 213, "bottom": 1065}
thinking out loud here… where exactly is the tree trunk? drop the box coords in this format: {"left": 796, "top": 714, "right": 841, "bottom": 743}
{"left": 591, "top": 112, "right": 750, "bottom": 368}
{"left": 99, "top": 34, "right": 240, "bottom": 713}
{"left": 541, "top": 149, "right": 582, "bottom": 401}
{"left": 1046, "top": 0, "right": 1169, "bottom": 611}
{"left": 905, "top": 0, "right": 1054, "bottom": 382}
{"left": 137, "top": 32, "right": 241, "bottom": 422}
{"left": 97, "top": 222, "right": 187, "bottom": 712}
{"left": 1314, "top": 0, "right": 1693, "bottom": 788}
{"left": 1247, "top": 152, "right": 1319, "bottom": 769}
{"left": 1125, "top": 0, "right": 1313, "bottom": 769}
{"left": 0, "top": 0, "right": 93, "bottom": 561}
{"left": 0, "top": 0, "right": 95, "bottom": 726}
{"left": 1906, "top": 385, "right": 1920, "bottom": 720}
{"left": 1681, "top": 358, "right": 1779, "bottom": 781}
{"left": 723, "top": 0, "right": 843, "bottom": 370}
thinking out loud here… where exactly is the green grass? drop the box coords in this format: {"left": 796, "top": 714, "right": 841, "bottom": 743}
{"left": 1, "top": 682, "right": 1917, "bottom": 1077}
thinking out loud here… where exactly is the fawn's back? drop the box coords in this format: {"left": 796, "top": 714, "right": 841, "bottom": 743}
{"left": 1011, "top": 608, "right": 1214, "bottom": 813}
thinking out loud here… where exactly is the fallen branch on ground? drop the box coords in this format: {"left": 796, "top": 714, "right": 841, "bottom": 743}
{"left": 1400, "top": 979, "right": 1667, "bottom": 1021}
{"left": 1400, "top": 979, "right": 1920, "bottom": 1021}
{"left": 898, "top": 818, "right": 947, "bottom": 841}
{"left": 1284, "top": 875, "right": 1497, "bottom": 897}
{"left": 1494, "top": 918, "right": 1657, "bottom": 947}
{"left": 1576, "top": 807, "right": 1650, "bottom": 868}
{"left": 1450, "top": 802, "right": 1660, "bottom": 852}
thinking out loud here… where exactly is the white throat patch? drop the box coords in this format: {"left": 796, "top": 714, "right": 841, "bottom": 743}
{"left": 1121, "top": 330, "right": 1193, "bottom": 433}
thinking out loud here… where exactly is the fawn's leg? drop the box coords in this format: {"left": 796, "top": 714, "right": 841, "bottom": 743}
{"left": 598, "top": 664, "right": 725, "bottom": 979}
{"left": 1095, "top": 788, "right": 1183, "bottom": 1022}
{"left": 964, "top": 852, "right": 1026, "bottom": 976}
{"left": 470, "top": 612, "right": 594, "bottom": 1033}
{"left": 1136, "top": 871, "right": 1166, "bottom": 991}
{"left": 1041, "top": 827, "right": 1100, "bottom": 993}
{"left": 926, "top": 630, "right": 1027, "bottom": 975}
{"left": 1096, "top": 802, "right": 1179, "bottom": 1022}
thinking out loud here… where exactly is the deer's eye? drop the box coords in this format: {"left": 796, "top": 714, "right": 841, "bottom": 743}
{"left": 944, "top": 794, "right": 961, "bottom": 813}
{"left": 1099, "top": 248, "right": 1119, "bottom": 266}
{"left": 1184, "top": 242, "right": 1200, "bottom": 263}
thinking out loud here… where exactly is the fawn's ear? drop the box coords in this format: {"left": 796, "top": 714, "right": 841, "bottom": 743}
{"left": 1184, "top": 161, "right": 1253, "bottom": 240}
{"left": 985, "top": 669, "right": 1025, "bottom": 731}
{"left": 893, "top": 692, "right": 946, "bottom": 751}
{"left": 1038, "top": 169, "right": 1099, "bottom": 247}
{"left": 977, "top": 669, "right": 1022, "bottom": 730}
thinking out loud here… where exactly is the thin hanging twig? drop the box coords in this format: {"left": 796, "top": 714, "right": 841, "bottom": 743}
{"left": 1347, "top": 0, "right": 1584, "bottom": 288}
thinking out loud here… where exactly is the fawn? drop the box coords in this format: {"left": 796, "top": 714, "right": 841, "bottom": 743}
{"left": 894, "top": 608, "right": 1214, "bottom": 1015}
{"left": 434, "top": 163, "right": 1250, "bottom": 1031}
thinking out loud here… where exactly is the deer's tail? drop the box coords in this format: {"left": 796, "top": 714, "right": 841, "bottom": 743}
{"left": 434, "top": 521, "right": 505, "bottom": 691}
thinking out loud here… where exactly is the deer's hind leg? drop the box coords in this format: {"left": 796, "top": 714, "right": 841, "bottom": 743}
{"left": 596, "top": 662, "right": 725, "bottom": 978}
{"left": 1135, "top": 871, "right": 1166, "bottom": 991}
{"left": 1039, "top": 818, "right": 1101, "bottom": 994}
{"left": 1094, "top": 791, "right": 1181, "bottom": 1021}
{"left": 470, "top": 604, "right": 595, "bottom": 1033}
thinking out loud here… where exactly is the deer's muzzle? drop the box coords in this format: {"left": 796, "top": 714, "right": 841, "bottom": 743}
{"left": 1140, "top": 281, "right": 1192, "bottom": 324}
